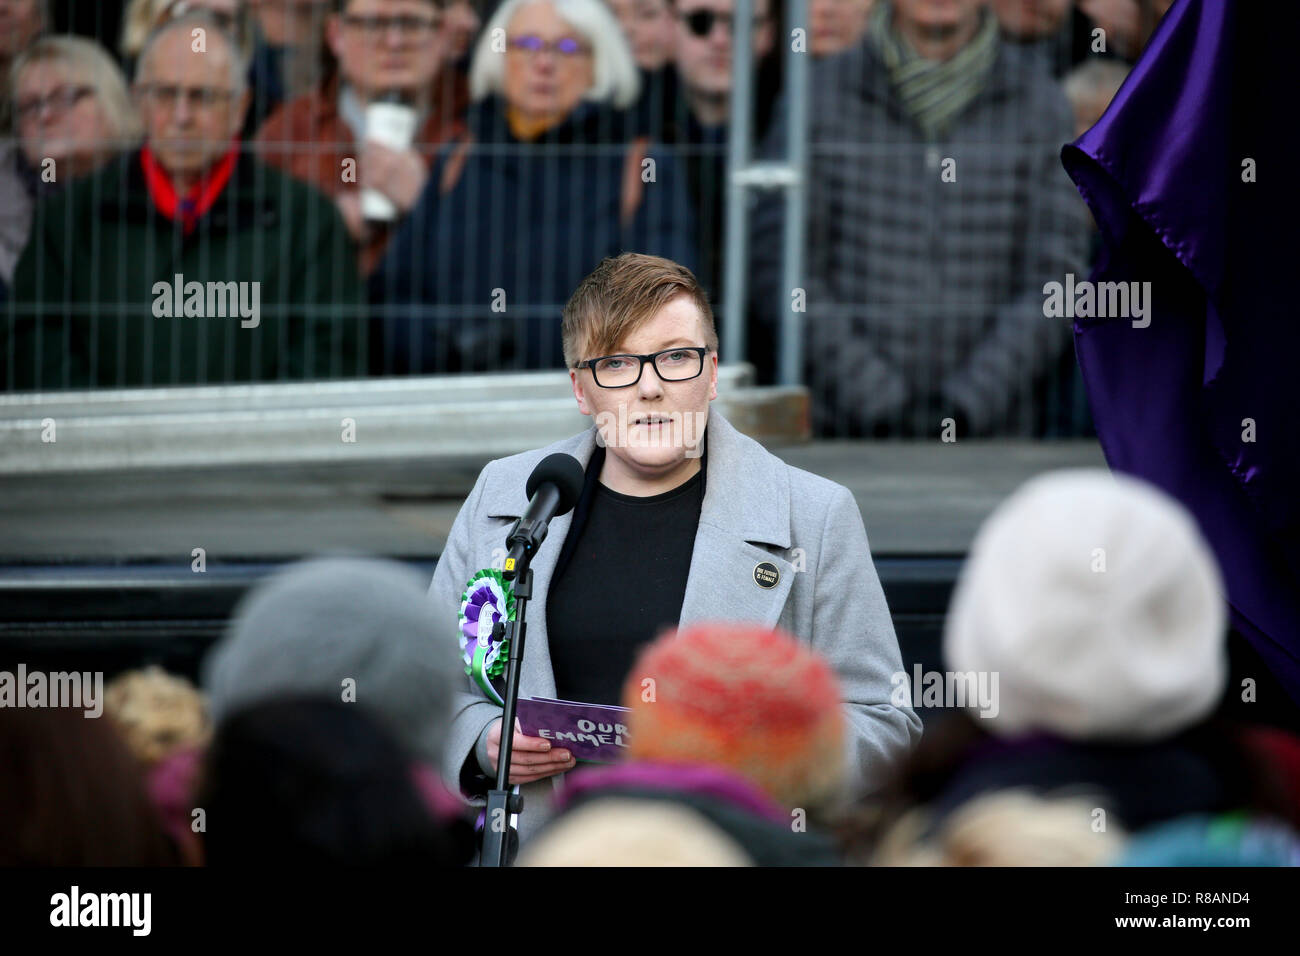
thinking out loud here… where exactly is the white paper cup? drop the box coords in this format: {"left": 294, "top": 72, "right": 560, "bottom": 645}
{"left": 362, "top": 101, "right": 419, "bottom": 221}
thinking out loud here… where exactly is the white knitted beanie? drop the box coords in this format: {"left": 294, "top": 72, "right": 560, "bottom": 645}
{"left": 944, "top": 469, "right": 1228, "bottom": 741}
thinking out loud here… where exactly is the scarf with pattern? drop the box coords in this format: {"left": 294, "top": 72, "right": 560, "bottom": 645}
{"left": 870, "top": 1, "right": 1000, "bottom": 140}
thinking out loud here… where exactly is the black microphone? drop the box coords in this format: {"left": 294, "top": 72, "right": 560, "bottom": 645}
{"left": 502, "top": 453, "right": 585, "bottom": 579}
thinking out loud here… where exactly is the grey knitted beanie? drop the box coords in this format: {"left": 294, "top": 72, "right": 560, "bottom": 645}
{"left": 203, "top": 557, "right": 458, "bottom": 766}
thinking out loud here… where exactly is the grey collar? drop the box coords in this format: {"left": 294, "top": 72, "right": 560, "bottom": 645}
{"left": 480, "top": 408, "right": 792, "bottom": 549}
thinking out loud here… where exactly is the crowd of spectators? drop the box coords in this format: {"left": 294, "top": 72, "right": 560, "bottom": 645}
{"left": 3, "top": 469, "right": 1297, "bottom": 866}
{"left": 0, "top": 0, "right": 1164, "bottom": 434}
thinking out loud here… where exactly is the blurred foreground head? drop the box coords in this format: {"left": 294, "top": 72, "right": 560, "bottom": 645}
{"left": 874, "top": 790, "right": 1128, "bottom": 866}
{"left": 519, "top": 797, "right": 753, "bottom": 866}
{"left": 944, "top": 468, "right": 1228, "bottom": 741}
{"left": 621, "top": 622, "right": 847, "bottom": 811}
{"left": 0, "top": 706, "right": 177, "bottom": 865}
{"left": 105, "top": 665, "right": 210, "bottom": 767}
{"left": 198, "top": 697, "right": 473, "bottom": 865}
{"left": 204, "top": 556, "right": 459, "bottom": 766}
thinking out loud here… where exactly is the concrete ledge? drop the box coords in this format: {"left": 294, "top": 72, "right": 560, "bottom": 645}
{"left": 0, "top": 366, "right": 809, "bottom": 473}
{"left": 0, "top": 440, "right": 1104, "bottom": 562}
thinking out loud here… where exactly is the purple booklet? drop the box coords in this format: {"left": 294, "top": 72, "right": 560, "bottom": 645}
{"left": 515, "top": 696, "right": 632, "bottom": 764}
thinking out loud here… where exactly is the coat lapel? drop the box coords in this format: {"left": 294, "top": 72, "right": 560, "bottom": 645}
{"left": 481, "top": 427, "right": 597, "bottom": 702}
{"left": 678, "top": 411, "right": 796, "bottom": 631}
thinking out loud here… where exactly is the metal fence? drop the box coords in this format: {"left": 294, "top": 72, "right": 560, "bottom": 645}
{"left": 1, "top": 1, "right": 1133, "bottom": 438}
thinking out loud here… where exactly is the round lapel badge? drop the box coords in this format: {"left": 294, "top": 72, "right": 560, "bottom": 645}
{"left": 753, "top": 561, "right": 780, "bottom": 589}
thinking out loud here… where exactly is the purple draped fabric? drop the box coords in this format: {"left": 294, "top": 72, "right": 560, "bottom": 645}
{"left": 1061, "top": 0, "right": 1300, "bottom": 705}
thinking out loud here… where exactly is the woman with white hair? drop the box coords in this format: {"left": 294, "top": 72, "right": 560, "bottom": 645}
{"left": 1, "top": 35, "right": 141, "bottom": 292}
{"left": 369, "top": 0, "right": 697, "bottom": 375}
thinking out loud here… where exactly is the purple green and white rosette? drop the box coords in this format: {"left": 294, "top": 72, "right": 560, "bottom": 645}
{"left": 459, "top": 569, "right": 515, "bottom": 706}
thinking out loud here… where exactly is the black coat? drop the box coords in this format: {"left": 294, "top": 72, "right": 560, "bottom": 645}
{"left": 6, "top": 149, "right": 362, "bottom": 390}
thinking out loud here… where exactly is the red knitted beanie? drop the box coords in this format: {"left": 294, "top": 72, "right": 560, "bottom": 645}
{"left": 620, "top": 622, "right": 847, "bottom": 810}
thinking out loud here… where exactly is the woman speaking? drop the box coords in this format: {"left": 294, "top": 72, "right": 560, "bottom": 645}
{"left": 429, "top": 253, "right": 921, "bottom": 846}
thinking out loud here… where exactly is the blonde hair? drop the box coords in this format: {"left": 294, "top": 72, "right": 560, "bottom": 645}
{"left": 518, "top": 798, "right": 753, "bottom": 866}
{"left": 872, "top": 790, "right": 1128, "bottom": 866}
{"left": 468, "top": 0, "right": 641, "bottom": 108}
{"left": 10, "top": 35, "right": 143, "bottom": 146}
{"left": 562, "top": 253, "right": 719, "bottom": 369}
{"left": 104, "top": 666, "right": 211, "bottom": 768}
{"left": 121, "top": 0, "right": 175, "bottom": 58}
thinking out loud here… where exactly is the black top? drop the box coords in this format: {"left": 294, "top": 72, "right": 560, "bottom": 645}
{"left": 546, "top": 439, "right": 707, "bottom": 706}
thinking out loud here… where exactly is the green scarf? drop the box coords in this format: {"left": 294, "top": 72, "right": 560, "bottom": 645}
{"left": 870, "top": 1, "right": 1000, "bottom": 140}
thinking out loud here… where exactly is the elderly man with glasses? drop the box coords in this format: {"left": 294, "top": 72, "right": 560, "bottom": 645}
{"left": 255, "top": 0, "right": 469, "bottom": 277}
{"left": 6, "top": 13, "right": 361, "bottom": 391}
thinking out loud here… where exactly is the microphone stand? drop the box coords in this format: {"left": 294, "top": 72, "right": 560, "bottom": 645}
{"left": 479, "top": 563, "right": 532, "bottom": 867}
{"left": 479, "top": 474, "right": 567, "bottom": 866}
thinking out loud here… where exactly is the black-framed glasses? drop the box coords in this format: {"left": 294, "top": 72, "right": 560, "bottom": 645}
{"left": 507, "top": 34, "right": 592, "bottom": 57}
{"left": 14, "top": 86, "right": 96, "bottom": 122}
{"left": 341, "top": 13, "right": 442, "bottom": 38}
{"left": 678, "top": 9, "right": 768, "bottom": 37}
{"left": 578, "top": 347, "right": 709, "bottom": 388}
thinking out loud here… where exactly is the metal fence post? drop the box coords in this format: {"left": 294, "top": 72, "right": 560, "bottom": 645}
{"left": 722, "top": 0, "right": 810, "bottom": 385}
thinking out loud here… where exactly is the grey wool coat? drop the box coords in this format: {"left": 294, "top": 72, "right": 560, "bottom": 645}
{"left": 750, "top": 36, "right": 1089, "bottom": 436}
{"left": 428, "top": 408, "right": 922, "bottom": 846}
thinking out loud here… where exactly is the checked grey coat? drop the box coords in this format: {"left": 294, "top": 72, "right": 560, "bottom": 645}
{"left": 751, "top": 36, "right": 1090, "bottom": 436}
{"left": 429, "top": 408, "right": 922, "bottom": 847}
